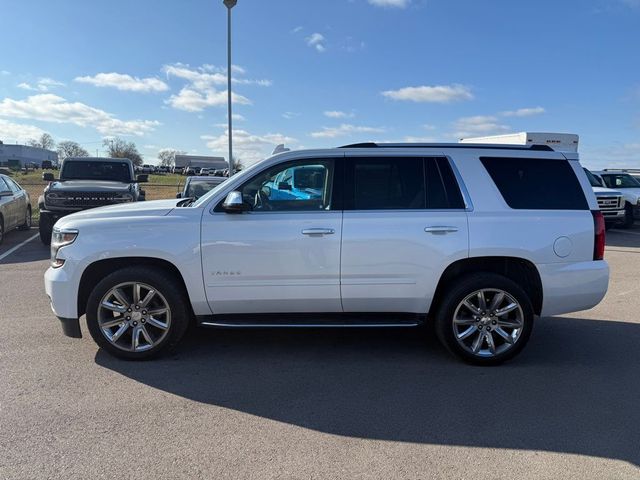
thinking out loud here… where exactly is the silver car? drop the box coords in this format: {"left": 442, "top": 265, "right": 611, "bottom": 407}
{"left": 0, "top": 174, "right": 32, "bottom": 244}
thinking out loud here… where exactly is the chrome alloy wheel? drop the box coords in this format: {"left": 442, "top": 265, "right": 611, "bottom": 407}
{"left": 452, "top": 289, "right": 524, "bottom": 358}
{"left": 98, "top": 282, "right": 172, "bottom": 352}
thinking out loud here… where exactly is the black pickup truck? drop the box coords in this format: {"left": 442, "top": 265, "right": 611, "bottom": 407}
{"left": 39, "top": 157, "right": 147, "bottom": 244}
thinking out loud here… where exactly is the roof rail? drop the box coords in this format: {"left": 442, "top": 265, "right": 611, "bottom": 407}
{"left": 338, "top": 142, "right": 554, "bottom": 152}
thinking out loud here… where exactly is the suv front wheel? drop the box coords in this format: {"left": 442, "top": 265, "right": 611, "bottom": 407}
{"left": 86, "top": 266, "right": 190, "bottom": 359}
{"left": 435, "top": 273, "right": 534, "bottom": 365}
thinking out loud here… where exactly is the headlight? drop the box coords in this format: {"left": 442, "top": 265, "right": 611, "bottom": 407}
{"left": 113, "top": 193, "right": 134, "bottom": 203}
{"left": 51, "top": 228, "right": 78, "bottom": 268}
{"left": 45, "top": 192, "right": 65, "bottom": 205}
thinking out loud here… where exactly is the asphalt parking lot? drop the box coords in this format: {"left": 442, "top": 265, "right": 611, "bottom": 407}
{"left": 1, "top": 228, "right": 639, "bottom": 479}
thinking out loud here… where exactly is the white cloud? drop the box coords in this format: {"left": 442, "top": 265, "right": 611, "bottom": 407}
{"left": 368, "top": 0, "right": 410, "bottom": 7}
{"left": 310, "top": 123, "right": 385, "bottom": 138}
{"left": 0, "top": 70, "right": 10, "bottom": 76}
{"left": 163, "top": 63, "right": 269, "bottom": 112}
{"left": 75, "top": 73, "right": 169, "bottom": 93}
{"left": 202, "top": 128, "right": 296, "bottom": 165}
{"left": 291, "top": 26, "right": 303, "bottom": 33}
{"left": 166, "top": 87, "right": 250, "bottom": 112}
{"left": 0, "top": 94, "right": 159, "bottom": 136}
{"left": 17, "top": 77, "right": 64, "bottom": 92}
{"left": 501, "top": 106, "right": 546, "bottom": 117}
{"left": 306, "top": 33, "right": 326, "bottom": 52}
{"left": 282, "top": 112, "right": 300, "bottom": 119}
{"left": 231, "top": 113, "right": 245, "bottom": 121}
{"left": 453, "top": 115, "right": 510, "bottom": 138}
{"left": 382, "top": 84, "right": 473, "bottom": 103}
{"left": 324, "top": 110, "right": 355, "bottom": 119}
{"left": 0, "top": 119, "right": 46, "bottom": 142}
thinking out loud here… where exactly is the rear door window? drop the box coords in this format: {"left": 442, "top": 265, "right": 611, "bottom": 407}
{"left": 481, "top": 157, "right": 588, "bottom": 210}
{"left": 344, "top": 156, "right": 465, "bottom": 210}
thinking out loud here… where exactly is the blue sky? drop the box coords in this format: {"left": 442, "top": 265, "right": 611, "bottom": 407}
{"left": 0, "top": 0, "right": 639, "bottom": 168}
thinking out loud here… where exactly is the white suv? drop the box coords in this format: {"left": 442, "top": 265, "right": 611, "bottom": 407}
{"left": 44, "top": 142, "right": 609, "bottom": 365}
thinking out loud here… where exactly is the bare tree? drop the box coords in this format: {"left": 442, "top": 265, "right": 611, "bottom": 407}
{"left": 27, "top": 133, "right": 55, "bottom": 150}
{"left": 103, "top": 137, "right": 143, "bottom": 166}
{"left": 157, "top": 148, "right": 186, "bottom": 167}
{"left": 57, "top": 141, "right": 89, "bottom": 162}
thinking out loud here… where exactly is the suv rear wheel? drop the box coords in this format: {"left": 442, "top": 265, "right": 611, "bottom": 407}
{"left": 86, "top": 266, "right": 190, "bottom": 359}
{"left": 435, "top": 273, "right": 534, "bottom": 365}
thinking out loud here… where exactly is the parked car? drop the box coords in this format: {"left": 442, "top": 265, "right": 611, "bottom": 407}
{"left": 184, "top": 166, "right": 198, "bottom": 176}
{"left": 141, "top": 164, "right": 155, "bottom": 174}
{"left": 584, "top": 169, "right": 625, "bottom": 228}
{"left": 38, "top": 157, "right": 148, "bottom": 245}
{"left": 593, "top": 170, "right": 640, "bottom": 228}
{"left": 0, "top": 174, "right": 32, "bottom": 244}
{"left": 45, "top": 139, "right": 609, "bottom": 365}
{"left": 42, "top": 160, "right": 53, "bottom": 170}
{"left": 176, "top": 176, "right": 227, "bottom": 200}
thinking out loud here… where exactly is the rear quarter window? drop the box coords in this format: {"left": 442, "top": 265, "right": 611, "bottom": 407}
{"left": 481, "top": 157, "right": 588, "bottom": 210}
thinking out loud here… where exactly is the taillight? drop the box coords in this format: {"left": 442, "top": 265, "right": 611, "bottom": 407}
{"left": 592, "top": 210, "right": 605, "bottom": 260}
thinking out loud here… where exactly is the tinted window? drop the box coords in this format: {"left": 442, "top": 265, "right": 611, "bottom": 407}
{"left": 222, "top": 159, "right": 335, "bottom": 212}
{"left": 584, "top": 168, "right": 603, "bottom": 188}
{"left": 0, "top": 177, "right": 9, "bottom": 192}
{"left": 601, "top": 173, "right": 640, "bottom": 189}
{"left": 4, "top": 177, "right": 21, "bottom": 193}
{"left": 426, "top": 157, "right": 466, "bottom": 209}
{"left": 61, "top": 161, "right": 132, "bottom": 183}
{"left": 481, "top": 157, "right": 588, "bottom": 210}
{"left": 347, "top": 157, "right": 425, "bottom": 210}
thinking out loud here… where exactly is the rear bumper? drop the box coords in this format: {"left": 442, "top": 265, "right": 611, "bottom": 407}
{"left": 538, "top": 260, "right": 609, "bottom": 316}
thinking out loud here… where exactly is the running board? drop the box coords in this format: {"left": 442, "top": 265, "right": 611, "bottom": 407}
{"left": 196, "top": 312, "right": 423, "bottom": 328}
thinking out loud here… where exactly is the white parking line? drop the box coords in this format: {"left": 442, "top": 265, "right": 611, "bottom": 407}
{"left": 0, "top": 233, "right": 40, "bottom": 262}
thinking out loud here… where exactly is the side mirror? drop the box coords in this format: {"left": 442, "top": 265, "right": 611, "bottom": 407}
{"left": 222, "top": 191, "right": 250, "bottom": 213}
{"left": 137, "top": 174, "right": 149, "bottom": 183}
{"left": 278, "top": 182, "right": 292, "bottom": 191}
{"left": 43, "top": 172, "right": 54, "bottom": 182}
{"left": 176, "top": 192, "right": 182, "bottom": 198}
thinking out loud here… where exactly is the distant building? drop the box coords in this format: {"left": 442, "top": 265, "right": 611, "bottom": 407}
{"left": 174, "top": 154, "right": 227, "bottom": 170}
{"left": 0, "top": 142, "right": 58, "bottom": 168}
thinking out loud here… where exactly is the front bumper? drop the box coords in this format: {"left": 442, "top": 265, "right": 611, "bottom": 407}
{"left": 601, "top": 209, "right": 625, "bottom": 222}
{"left": 44, "top": 265, "right": 82, "bottom": 338}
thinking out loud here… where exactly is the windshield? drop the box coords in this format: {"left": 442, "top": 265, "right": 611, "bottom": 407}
{"left": 61, "top": 161, "right": 133, "bottom": 182}
{"left": 584, "top": 169, "right": 603, "bottom": 188}
{"left": 185, "top": 179, "right": 224, "bottom": 199}
{"left": 601, "top": 173, "right": 640, "bottom": 189}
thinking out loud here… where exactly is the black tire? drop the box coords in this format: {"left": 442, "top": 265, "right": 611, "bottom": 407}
{"left": 39, "top": 213, "right": 53, "bottom": 245}
{"left": 18, "top": 206, "right": 32, "bottom": 230}
{"left": 86, "top": 266, "right": 190, "bottom": 360}
{"left": 622, "top": 203, "right": 635, "bottom": 229}
{"left": 434, "top": 273, "right": 534, "bottom": 366}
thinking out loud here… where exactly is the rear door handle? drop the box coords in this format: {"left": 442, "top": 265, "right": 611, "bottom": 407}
{"left": 424, "top": 226, "right": 458, "bottom": 234}
{"left": 302, "top": 228, "right": 335, "bottom": 236}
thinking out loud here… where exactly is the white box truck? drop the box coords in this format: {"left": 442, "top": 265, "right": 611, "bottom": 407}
{"left": 459, "top": 132, "right": 579, "bottom": 152}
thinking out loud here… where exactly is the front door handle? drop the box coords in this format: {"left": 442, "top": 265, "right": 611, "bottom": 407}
{"left": 424, "top": 226, "right": 458, "bottom": 235}
{"left": 302, "top": 228, "right": 335, "bottom": 236}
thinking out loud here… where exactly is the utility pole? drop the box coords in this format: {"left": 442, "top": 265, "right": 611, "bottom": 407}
{"left": 223, "top": 0, "right": 237, "bottom": 176}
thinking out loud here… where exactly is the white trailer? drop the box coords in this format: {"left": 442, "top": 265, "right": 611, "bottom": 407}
{"left": 459, "top": 132, "right": 579, "bottom": 152}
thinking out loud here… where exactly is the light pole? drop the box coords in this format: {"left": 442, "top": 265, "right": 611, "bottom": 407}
{"left": 223, "top": 0, "right": 237, "bottom": 176}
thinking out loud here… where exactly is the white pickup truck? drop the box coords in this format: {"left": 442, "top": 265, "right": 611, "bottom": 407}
{"left": 583, "top": 169, "right": 625, "bottom": 228}
{"left": 592, "top": 170, "right": 640, "bottom": 228}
